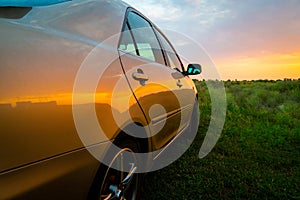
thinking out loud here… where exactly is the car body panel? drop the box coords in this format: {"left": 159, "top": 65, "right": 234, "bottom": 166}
{"left": 0, "top": 143, "right": 110, "bottom": 199}
{"left": 0, "top": 0, "right": 136, "bottom": 173}
{"left": 118, "top": 9, "right": 196, "bottom": 150}
{"left": 119, "top": 52, "right": 195, "bottom": 150}
{"left": 10, "top": 0, "right": 127, "bottom": 43}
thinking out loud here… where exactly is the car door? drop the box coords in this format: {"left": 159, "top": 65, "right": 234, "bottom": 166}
{"left": 118, "top": 10, "right": 195, "bottom": 150}
{"left": 153, "top": 27, "right": 196, "bottom": 136}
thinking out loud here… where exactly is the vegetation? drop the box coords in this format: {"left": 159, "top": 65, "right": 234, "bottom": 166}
{"left": 141, "top": 79, "right": 300, "bottom": 199}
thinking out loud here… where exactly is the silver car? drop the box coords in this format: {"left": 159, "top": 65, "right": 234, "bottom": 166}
{"left": 0, "top": 0, "right": 201, "bottom": 199}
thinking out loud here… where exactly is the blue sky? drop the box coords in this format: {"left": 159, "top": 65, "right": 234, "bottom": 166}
{"left": 122, "top": 0, "right": 300, "bottom": 80}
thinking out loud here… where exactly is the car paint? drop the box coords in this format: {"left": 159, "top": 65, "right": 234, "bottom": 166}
{"left": 0, "top": 0, "right": 198, "bottom": 199}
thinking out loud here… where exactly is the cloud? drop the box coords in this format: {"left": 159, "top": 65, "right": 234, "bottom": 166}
{"left": 122, "top": 0, "right": 183, "bottom": 21}
{"left": 201, "top": 0, "right": 300, "bottom": 58}
{"left": 122, "top": 0, "right": 300, "bottom": 80}
{"left": 122, "top": 0, "right": 232, "bottom": 33}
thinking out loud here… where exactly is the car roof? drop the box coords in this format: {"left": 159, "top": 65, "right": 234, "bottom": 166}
{"left": 0, "top": 0, "right": 71, "bottom": 7}
{"left": 1, "top": 0, "right": 129, "bottom": 44}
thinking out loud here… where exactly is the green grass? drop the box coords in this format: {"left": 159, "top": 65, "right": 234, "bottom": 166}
{"left": 141, "top": 79, "right": 300, "bottom": 199}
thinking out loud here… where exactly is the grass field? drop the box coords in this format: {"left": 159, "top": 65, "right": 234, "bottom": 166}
{"left": 141, "top": 79, "right": 300, "bottom": 199}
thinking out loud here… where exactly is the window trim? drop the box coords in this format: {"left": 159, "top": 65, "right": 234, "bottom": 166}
{"left": 126, "top": 21, "right": 140, "bottom": 56}
{"left": 153, "top": 27, "right": 185, "bottom": 72}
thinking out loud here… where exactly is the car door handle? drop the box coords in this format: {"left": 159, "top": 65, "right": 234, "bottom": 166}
{"left": 177, "top": 80, "right": 183, "bottom": 88}
{"left": 132, "top": 69, "right": 148, "bottom": 86}
{"left": 132, "top": 72, "right": 149, "bottom": 81}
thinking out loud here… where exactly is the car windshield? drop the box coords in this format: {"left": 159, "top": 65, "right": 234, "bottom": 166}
{"left": 0, "top": 0, "right": 71, "bottom": 7}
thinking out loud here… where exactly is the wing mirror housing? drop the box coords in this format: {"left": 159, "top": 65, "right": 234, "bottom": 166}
{"left": 185, "top": 64, "right": 202, "bottom": 76}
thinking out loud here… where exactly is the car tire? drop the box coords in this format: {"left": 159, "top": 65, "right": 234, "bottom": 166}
{"left": 95, "top": 138, "right": 141, "bottom": 200}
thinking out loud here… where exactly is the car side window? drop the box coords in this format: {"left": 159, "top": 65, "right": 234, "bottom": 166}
{"left": 154, "top": 29, "right": 183, "bottom": 71}
{"left": 119, "top": 11, "right": 165, "bottom": 65}
{"left": 119, "top": 22, "right": 138, "bottom": 55}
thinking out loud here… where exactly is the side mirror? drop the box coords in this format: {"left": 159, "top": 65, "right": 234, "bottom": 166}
{"left": 186, "top": 64, "right": 202, "bottom": 75}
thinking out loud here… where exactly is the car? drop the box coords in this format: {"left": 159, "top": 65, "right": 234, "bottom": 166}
{"left": 0, "top": 0, "right": 201, "bottom": 199}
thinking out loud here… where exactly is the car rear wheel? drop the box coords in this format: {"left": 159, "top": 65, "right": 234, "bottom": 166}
{"left": 99, "top": 140, "right": 140, "bottom": 200}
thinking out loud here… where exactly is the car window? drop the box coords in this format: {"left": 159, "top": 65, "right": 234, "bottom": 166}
{"left": 119, "top": 11, "right": 165, "bottom": 65}
{"left": 154, "top": 29, "right": 183, "bottom": 71}
{"left": 119, "top": 22, "right": 138, "bottom": 55}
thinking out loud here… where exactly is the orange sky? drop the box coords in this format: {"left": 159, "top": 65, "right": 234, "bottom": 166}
{"left": 217, "top": 51, "right": 300, "bottom": 80}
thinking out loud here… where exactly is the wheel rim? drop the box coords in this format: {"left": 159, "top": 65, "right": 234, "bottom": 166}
{"left": 100, "top": 148, "right": 138, "bottom": 200}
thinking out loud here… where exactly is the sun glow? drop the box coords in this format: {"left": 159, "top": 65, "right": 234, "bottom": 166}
{"left": 217, "top": 51, "right": 300, "bottom": 80}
